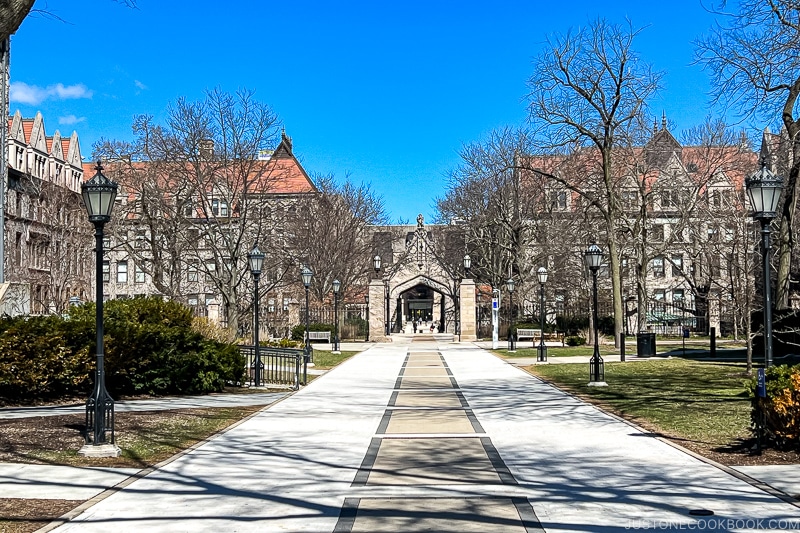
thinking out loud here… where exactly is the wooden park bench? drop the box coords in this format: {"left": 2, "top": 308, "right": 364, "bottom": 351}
{"left": 305, "top": 331, "right": 331, "bottom": 343}
{"left": 515, "top": 328, "right": 566, "bottom": 346}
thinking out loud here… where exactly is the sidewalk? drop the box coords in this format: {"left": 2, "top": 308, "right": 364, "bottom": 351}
{"left": 2, "top": 340, "right": 798, "bottom": 532}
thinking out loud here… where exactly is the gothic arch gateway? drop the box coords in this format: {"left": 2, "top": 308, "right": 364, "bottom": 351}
{"left": 366, "top": 215, "right": 477, "bottom": 341}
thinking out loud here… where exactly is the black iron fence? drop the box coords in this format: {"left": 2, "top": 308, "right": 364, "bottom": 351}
{"left": 239, "top": 345, "right": 303, "bottom": 390}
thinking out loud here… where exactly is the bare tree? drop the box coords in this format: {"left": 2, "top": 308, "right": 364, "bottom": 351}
{"left": 695, "top": 0, "right": 800, "bottom": 308}
{"left": 95, "top": 88, "right": 284, "bottom": 335}
{"left": 288, "top": 173, "right": 389, "bottom": 302}
{"left": 525, "top": 18, "right": 663, "bottom": 345}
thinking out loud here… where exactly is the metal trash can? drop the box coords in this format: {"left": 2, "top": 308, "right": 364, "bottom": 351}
{"left": 636, "top": 332, "right": 656, "bottom": 357}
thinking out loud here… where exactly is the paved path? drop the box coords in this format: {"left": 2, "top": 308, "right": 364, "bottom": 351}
{"left": 4, "top": 340, "right": 800, "bottom": 532}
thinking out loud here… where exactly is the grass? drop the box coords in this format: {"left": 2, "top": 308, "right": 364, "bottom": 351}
{"left": 494, "top": 339, "right": 747, "bottom": 359}
{"left": 311, "top": 350, "right": 358, "bottom": 370}
{"left": 20, "top": 406, "right": 264, "bottom": 468}
{"left": 527, "top": 359, "right": 754, "bottom": 447}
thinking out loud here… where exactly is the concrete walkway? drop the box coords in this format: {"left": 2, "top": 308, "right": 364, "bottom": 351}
{"left": 3, "top": 339, "right": 800, "bottom": 532}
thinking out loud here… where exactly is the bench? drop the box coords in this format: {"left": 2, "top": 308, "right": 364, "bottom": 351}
{"left": 305, "top": 331, "right": 331, "bottom": 343}
{"left": 516, "top": 328, "right": 541, "bottom": 342}
{"left": 515, "top": 328, "right": 566, "bottom": 346}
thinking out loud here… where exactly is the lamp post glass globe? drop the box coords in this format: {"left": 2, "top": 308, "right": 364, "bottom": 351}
{"left": 301, "top": 266, "right": 313, "bottom": 287}
{"left": 746, "top": 162, "right": 783, "bottom": 219}
{"left": 248, "top": 244, "right": 265, "bottom": 276}
{"left": 463, "top": 254, "right": 471, "bottom": 274}
{"left": 584, "top": 244, "right": 603, "bottom": 271}
{"left": 373, "top": 255, "right": 382, "bottom": 273}
{"left": 506, "top": 277, "right": 515, "bottom": 293}
{"left": 537, "top": 266, "right": 548, "bottom": 285}
{"left": 81, "top": 162, "right": 118, "bottom": 222}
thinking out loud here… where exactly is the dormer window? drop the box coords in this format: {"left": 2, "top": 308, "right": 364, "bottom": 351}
{"left": 211, "top": 199, "right": 228, "bottom": 217}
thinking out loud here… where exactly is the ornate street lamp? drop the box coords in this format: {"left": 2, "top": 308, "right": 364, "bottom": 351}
{"left": 301, "top": 266, "right": 313, "bottom": 384}
{"left": 506, "top": 277, "right": 516, "bottom": 352}
{"left": 584, "top": 244, "right": 607, "bottom": 386}
{"left": 373, "top": 254, "right": 381, "bottom": 274}
{"left": 746, "top": 159, "right": 784, "bottom": 368}
{"left": 537, "top": 266, "right": 548, "bottom": 362}
{"left": 79, "top": 162, "right": 120, "bottom": 457}
{"left": 332, "top": 279, "right": 341, "bottom": 354}
{"left": 464, "top": 254, "right": 472, "bottom": 277}
{"left": 248, "top": 243, "right": 265, "bottom": 387}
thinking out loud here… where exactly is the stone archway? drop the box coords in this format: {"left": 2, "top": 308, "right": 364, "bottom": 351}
{"left": 366, "top": 215, "right": 477, "bottom": 342}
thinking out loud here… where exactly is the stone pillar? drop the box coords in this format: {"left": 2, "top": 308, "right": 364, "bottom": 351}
{"left": 459, "top": 278, "right": 477, "bottom": 341}
{"left": 369, "top": 279, "right": 390, "bottom": 342}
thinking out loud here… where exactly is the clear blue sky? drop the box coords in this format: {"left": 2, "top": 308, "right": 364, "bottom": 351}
{"left": 10, "top": 0, "right": 726, "bottom": 223}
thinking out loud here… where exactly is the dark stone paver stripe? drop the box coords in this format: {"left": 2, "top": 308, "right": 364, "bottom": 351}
{"left": 376, "top": 411, "right": 393, "bottom": 434}
{"left": 513, "top": 498, "right": 546, "bottom": 532}
{"left": 332, "top": 498, "right": 360, "bottom": 533}
{"left": 466, "top": 409, "right": 485, "bottom": 433}
{"left": 352, "top": 438, "right": 381, "bottom": 486}
{"left": 481, "top": 436, "right": 517, "bottom": 485}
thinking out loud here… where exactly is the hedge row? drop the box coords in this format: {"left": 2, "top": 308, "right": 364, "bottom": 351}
{"left": 749, "top": 364, "right": 800, "bottom": 450}
{"left": 0, "top": 297, "right": 245, "bottom": 404}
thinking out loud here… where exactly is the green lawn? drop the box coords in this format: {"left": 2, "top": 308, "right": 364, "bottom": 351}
{"left": 311, "top": 350, "right": 359, "bottom": 370}
{"left": 495, "top": 339, "right": 746, "bottom": 359}
{"left": 527, "top": 359, "right": 754, "bottom": 447}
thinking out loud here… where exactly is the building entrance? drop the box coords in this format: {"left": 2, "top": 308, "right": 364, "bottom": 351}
{"left": 403, "top": 285, "right": 434, "bottom": 323}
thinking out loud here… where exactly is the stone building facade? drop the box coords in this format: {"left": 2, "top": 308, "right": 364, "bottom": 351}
{"left": 3, "top": 110, "right": 90, "bottom": 315}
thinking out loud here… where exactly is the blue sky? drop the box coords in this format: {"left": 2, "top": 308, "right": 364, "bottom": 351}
{"left": 10, "top": 0, "right": 726, "bottom": 223}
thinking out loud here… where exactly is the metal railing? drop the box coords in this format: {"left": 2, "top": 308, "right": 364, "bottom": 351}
{"left": 239, "top": 345, "right": 303, "bottom": 390}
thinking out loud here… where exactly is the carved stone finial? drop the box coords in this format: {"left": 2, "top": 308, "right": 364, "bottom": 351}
{"left": 416, "top": 214, "right": 424, "bottom": 228}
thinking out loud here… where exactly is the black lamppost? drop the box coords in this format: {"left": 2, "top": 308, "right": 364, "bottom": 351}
{"left": 584, "top": 244, "right": 607, "bottom": 386}
{"left": 537, "top": 266, "right": 548, "bottom": 362}
{"left": 332, "top": 279, "right": 341, "bottom": 354}
{"left": 248, "top": 243, "right": 265, "bottom": 387}
{"left": 80, "top": 162, "right": 119, "bottom": 455}
{"left": 746, "top": 160, "right": 784, "bottom": 368}
{"left": 507, "top": 277, "right": 516, "bottom": 352}
{"left": 301, "top": 266, "right": 313, "bottom": 383}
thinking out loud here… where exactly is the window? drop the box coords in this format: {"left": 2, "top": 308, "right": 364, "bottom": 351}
{"left": 551, "top": 190, "right": 567, "bottom": 210}
{"left": 650, "top": 224, "right": 664, "bottom": 243}
{"left": 103, "top": 236, "right": 112, "bottom": 249}
{"left": 622, "top": 257, "right": 631, "bottom": 278}
{"left": 661, "top": 190, "right": 680, "bottom": 209}
{"left": 187, "top": 261, "right": 199, "bottom": 282}
{"left": 268, "top": 298, "right": 276, "bottom": 313}
{"left": 102, "top": 261, "right": 110, "bottom": 283}
{"left": 135, "top": 263, "right": 146, "bottom": 283}
{"left": 205, "top": 261, "right": 216, "bottom": 283}
{"left": 707, "top": 226, "right": 719, "bottom": 242}
{"left": 183, "top": 199, "right": 194, "bottom": 217}
{"left": 211, "top": 199, "right": 228, "bottom": 217}
{"left": 653, "top": 256, "right": 665, "bottom": 278}
{"left": 135, "top": 229, "right": 147, "bottom": 249}
{"left": 671, "top": 256, "right": 683, "bottom": 277}
{"left": 672, "top": 289, "right": 685, "bottom": 303}
{"left": 187, "top": 294, "right": 199, "bottom": 306}
{"left": 283, "top": 297, "right": 290, "bottom": 311}
{"left": 117, "top": 261, "right": 128, "bottom": 283}
{"left": 205, "top": 294, "right": 215, "bottom": 307}
{"left": 620, "top": 190, "right": 637, "bottom": 209}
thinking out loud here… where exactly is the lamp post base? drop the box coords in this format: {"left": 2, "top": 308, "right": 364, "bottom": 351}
{"left": 587, "top": 381, "right": 608, "bottom": 387}
{"left": 78, "top": 443, "right": 121, "bottom": 458}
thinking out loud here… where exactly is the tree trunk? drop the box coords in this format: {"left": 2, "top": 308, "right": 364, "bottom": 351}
{"left": 0, "top": 0, "right": 35, "bottom": 37}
